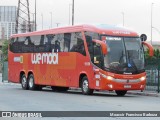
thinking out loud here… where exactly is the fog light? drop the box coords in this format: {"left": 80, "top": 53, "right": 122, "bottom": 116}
{"left": 108, "top": 84, "right": 113, "bottom": 88}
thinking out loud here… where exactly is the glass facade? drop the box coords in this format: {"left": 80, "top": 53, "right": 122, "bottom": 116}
{"left": 0, "top": 6, "right": 17, "bottom": 40}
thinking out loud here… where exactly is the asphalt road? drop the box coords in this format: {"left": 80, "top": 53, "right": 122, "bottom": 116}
{"left": 0, "top": 81, "right": 160, "bottom": 120}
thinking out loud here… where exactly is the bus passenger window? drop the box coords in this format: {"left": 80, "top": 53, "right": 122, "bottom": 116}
{"left": 17, "top": 37, "right": 25, "bottom": 53}
{"left": 55, "top": 40, "right": 60, "bottom": 52}
{"left": 31, "top": 35, "right": 41, "bottom": 53}
{"left": 64, "top": 33, "right": 71, "bottom": 52}
{"left": 23, "top": 36, "right": 34, "bottom": 52}
{"left": 9, "top": 38, "right": 15, "bottom": 52}
{"left": 70, "top": 32, "right": 86, "bottom": 56}
{"left": 85, "top": 35, "right": 94, "bottom": 61}
{"left": 47, "top": 34, "right": 55, "bottom": 52}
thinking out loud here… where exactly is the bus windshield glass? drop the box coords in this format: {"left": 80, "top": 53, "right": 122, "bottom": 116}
{"left": 102, "top": 36, "right": 145, "bottom": 74}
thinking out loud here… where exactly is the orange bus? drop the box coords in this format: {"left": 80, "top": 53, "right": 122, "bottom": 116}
{"left": 8, "top": 24, "right": 153, "bottom": 96}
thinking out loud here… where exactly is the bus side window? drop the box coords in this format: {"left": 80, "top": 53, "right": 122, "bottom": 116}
{"left": 31, "top": 35, "right": 41, "bottom": 53}
{"left": 55, "top": 40, "right": 60, "bottom": 52}
{"left": 10, "top": 38, "right": 18, "bottom": 53}
{"left": 70, "top": 32, "right": 86, "bottom": 56}
{"left": 38, "top": 35, "right": 50, "bottom": 52}
{"left": 9, "top": 38, "right": 14, "bottom": 52}
{"left": 47, "top": 34, "right": 63, "bottom": 53}
{"left": 47, "top": 34, "right": 55, "bottom": 52}
{"left": 93, "top": 43, "right": 104, "bottom": 69}
{"left": 55, "top": 34, "right": 64, "bottom": 52}
{"left": 85, "top": 35, "right": 94, "bottom": 61}
{"left": 84, "top": 31, "right": 100, "bottom": 40}
{"left": 13, "top": 37, "right": 20, "bottom": 53}
{"left": 43, "top": 35, "right": 50, "bottom": 52}
{"left": 64, "top": 33, "right": 71, "bottom": 52}
{"left": 17, "top": 37, "right": 25, "bottom": 53}
{"left": 38, "top": 35, "right": 45, "bottom": 52}
{"left": 23, "top": 36, "right": 34, "bottom": 53}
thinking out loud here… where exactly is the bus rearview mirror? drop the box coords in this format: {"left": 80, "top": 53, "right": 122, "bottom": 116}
{"left": 93, "top": 39, "right": 107, "bottom": 55}
{"left": 142, "top": 41, "right": 154, "bottom": 57}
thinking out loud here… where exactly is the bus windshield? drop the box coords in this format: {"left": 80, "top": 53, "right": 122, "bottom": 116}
{"left": 102, "top": 36, "right": 145, "bottom": 74}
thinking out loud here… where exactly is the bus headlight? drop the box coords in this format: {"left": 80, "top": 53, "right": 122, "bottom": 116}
{"left": 139, "top": 76, "right": 146, "bottom": 81}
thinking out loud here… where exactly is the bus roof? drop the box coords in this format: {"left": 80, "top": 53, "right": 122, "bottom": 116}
{"left": 11, "top": 24, "right": 138, "bottom": 38}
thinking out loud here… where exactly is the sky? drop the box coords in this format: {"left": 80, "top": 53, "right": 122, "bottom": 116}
{"left": 0, "top": 0, "right": 160, "bottom": 42}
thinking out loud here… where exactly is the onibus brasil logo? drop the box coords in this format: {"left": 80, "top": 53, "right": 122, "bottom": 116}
{"left": 31, "top": 52, "right": 58, "bottom": 64}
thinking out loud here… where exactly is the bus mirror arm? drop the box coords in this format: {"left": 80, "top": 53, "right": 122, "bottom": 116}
{"left": 142, "top": 41, "right": 154, "bottom": 57}
{"left": 93, "top": 39, "right": 107, "bottom": 55}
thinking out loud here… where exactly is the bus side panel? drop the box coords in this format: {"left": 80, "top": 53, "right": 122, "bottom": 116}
{"left": 75, "top": 53, "right": 95, "bottom": 89}
{"left": 29, "top": 60, "right": 50, "bottom": 86}
{"left": 50, "top": 52, "right": 77, "bottom": 87}
{"left": 8, "top": 51, "right": 25, "bottom": 83}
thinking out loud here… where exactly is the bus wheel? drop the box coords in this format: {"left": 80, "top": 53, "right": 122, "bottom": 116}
{"left": 115, "top": 90, "right": 127, "bottom": 96}
{"left": 51, "top": 86, "right": 69, "bottom": 92}
{"left": 81, "top": 76, "right": 93, "bottom": 95}
{"left": 28, "top": 74, "right": 37, "bottom": 90}
{"left": 21, "top": 74, "right": 28, "bottom": 90}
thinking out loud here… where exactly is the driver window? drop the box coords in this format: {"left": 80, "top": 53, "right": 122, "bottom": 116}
{"left": 93, "top": 43, "right": 103, "bottom": 69}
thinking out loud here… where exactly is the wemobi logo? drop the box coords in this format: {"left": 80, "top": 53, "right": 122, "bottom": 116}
{"left": 31, "top": 53, "right": 58, "bottom": 64}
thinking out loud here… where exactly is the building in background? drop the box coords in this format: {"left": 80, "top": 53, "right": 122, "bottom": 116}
{"left": 0, "top": 6, "right": 17, "bottom": 40}
{"left": 0, "top": 6, "right": 16, "bottom": 65}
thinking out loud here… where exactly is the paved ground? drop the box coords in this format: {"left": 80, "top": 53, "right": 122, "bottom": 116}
{"left": 0, "top": 73, "right": 160, "bottom": 120}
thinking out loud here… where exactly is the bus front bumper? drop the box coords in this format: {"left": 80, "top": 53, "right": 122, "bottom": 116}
{"left": 94, "top": 77, "right": 146, "bottom": 91}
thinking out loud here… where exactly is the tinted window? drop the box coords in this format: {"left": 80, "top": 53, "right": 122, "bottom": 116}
{"left": 47, "top": 34, "right": 64, "bottom": 52}
{"left": 64, "top": 33, "right": 71, "bottom": 52}
{"left": 85, "top": 31, "right": 100, "bottom": 39}
{"left": 85, "top": 35, "right": 93, "bottom": 60}
{"left": 70, "top": 32, "right": 86, "bottom": 56}
{"left": 47, "top": 33, "right": 71, "bottom": 52}
{"left": 93, "top": 43, "right": 104, "bottom": 69}
{"left": 32, "top": 35, "right": 50, "bottom": 52}
{"left": 22, "top": 36, "right": 34, "bottom": 53}
{"left": 47, "top": 34, "right": 55, "bottom": 52}
{"left": 9, "top": 38, "right": 15, "bottom": 52}
{"left": 9, "top": 35, "right": 50, "bottom": 53}
{"left": 10, "top": 37, "right": 25, "bottom": 53}
{"left": 9, "top": 32, "right": 85, "bottom": 55}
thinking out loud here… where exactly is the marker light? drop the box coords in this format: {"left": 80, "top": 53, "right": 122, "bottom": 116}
{"left": 107, "top": 76, "right": 114, "bottom": 80}
{"left": 139, "top": 76, "right": 146, "bottom": 81}
{"left": 140, "top": 85, "right": 144, "bottom": 88}
{"left": 108, "top": 84, "right": 113, "bottom": 88}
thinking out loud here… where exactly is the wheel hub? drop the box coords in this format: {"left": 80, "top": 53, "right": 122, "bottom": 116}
{"left": 22, "top": 77, "right": 26, "bottom": 87}
{"left": 29, "top": 77, "right": 34, "bottom": 88}
{"left": 83, "top": 80, "right": 88, "bottom": 92}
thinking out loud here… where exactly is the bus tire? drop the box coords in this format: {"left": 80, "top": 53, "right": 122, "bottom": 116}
{"left": 81, "top": 76, "right": 93, "bottom": 95}
{"left": 21, "top": 74, "right": 28, "bottom": 90}
{"left": 28, "top": 74, "right": 38, "bottom": 90}
{"left": 115, "top": 90, "right": 127, "bottom": 96}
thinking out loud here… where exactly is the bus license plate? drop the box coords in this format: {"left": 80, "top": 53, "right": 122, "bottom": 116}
{"left": 124, "top": 85, "right": 131, "bottom": 88}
